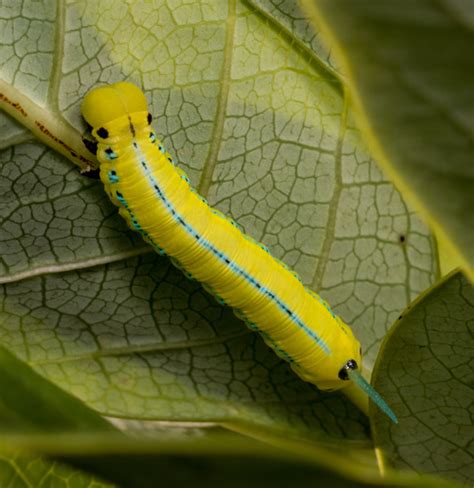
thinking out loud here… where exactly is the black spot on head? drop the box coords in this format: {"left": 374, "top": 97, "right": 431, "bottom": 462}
{"left": 147, "top": 113, "right": 152, "bottom": 124}
{"left": 97, "top": 127, "right": 109, "bottom": 139}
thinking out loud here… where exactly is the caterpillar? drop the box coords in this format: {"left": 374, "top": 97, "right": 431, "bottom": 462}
{"left": 81, "top": 82, "right": 398, "bottom": 424}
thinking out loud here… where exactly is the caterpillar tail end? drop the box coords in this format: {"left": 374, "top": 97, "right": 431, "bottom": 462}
{"left": 347, "top": 368, "right": 398, "bottom": 424}
{"left": 339, "top": 360, "right": 398, "bottom": 424}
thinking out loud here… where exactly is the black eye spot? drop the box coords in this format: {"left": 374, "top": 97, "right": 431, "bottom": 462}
{"left": 147, "top": 113, "right": 152, "bottom": 124}
{"left": 97, "top": 127, "right": 109, "bottom": 139}
{"left": 338, "top": 359, "right": 358, "bottom": 380}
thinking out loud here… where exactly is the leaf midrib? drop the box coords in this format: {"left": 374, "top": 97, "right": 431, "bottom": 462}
{"left": 28, "top": 328, "right": 251, "bottom": 366}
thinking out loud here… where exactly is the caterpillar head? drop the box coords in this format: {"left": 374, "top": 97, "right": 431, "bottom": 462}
{"left": 81, "top": 82, "right": 150, "bottom": 138}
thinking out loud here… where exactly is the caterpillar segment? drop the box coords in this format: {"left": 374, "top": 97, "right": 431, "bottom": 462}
{"left": 82, "top": 81, "right": 398, "bottom": 423}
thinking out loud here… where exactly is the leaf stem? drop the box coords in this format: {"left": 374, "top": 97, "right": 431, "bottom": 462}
{"left": 0, "top": 78, "right": 97, "bottom": 170}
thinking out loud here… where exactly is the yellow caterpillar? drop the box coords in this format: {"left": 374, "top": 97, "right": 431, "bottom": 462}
{"left": 81, "top": 81, "right": 397, "bottom": 423}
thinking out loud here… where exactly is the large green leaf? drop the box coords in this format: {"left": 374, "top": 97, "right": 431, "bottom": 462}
{"left": 300, "top": 0, "right": 474, "bottom": 278}
{"left": 372, "top": 271, "right": 474, "bottom": 486}
{"left": 0, "top": 0, "right": 443, "bottom": 483}
{"left": 0, "top": 0, "right": 437, "bottom": 337}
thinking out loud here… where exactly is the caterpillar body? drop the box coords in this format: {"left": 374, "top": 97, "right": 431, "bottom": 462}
{"left": 81, "top": 82, "right": 397, "bottom": 423}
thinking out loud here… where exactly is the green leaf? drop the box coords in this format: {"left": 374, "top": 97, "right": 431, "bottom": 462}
{"left": 372, "top": 271, "right": 474, "bottom": 486}
{"left": 300, "top": 0, "right": 474, "bottom": 279}
{"left": 0, "top": 0, "right": 436, "bottom": 359}
{"left": 0, "top": 0, "right": 443, "bottom": 482}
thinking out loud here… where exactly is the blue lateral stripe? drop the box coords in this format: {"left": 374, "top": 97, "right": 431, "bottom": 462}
{"left": 115, "top": 190, "right": 166, "bottom": 256}
{"left": 131, "top": 142, "right": 331, "bottom": 355}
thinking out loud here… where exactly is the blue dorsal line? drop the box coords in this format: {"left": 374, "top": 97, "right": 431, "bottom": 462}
{"left": 131, "top": 141, "right": 331, "bottom": 355}
{"left": 348, "top": 369, "right": 398, "bottom": 424}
